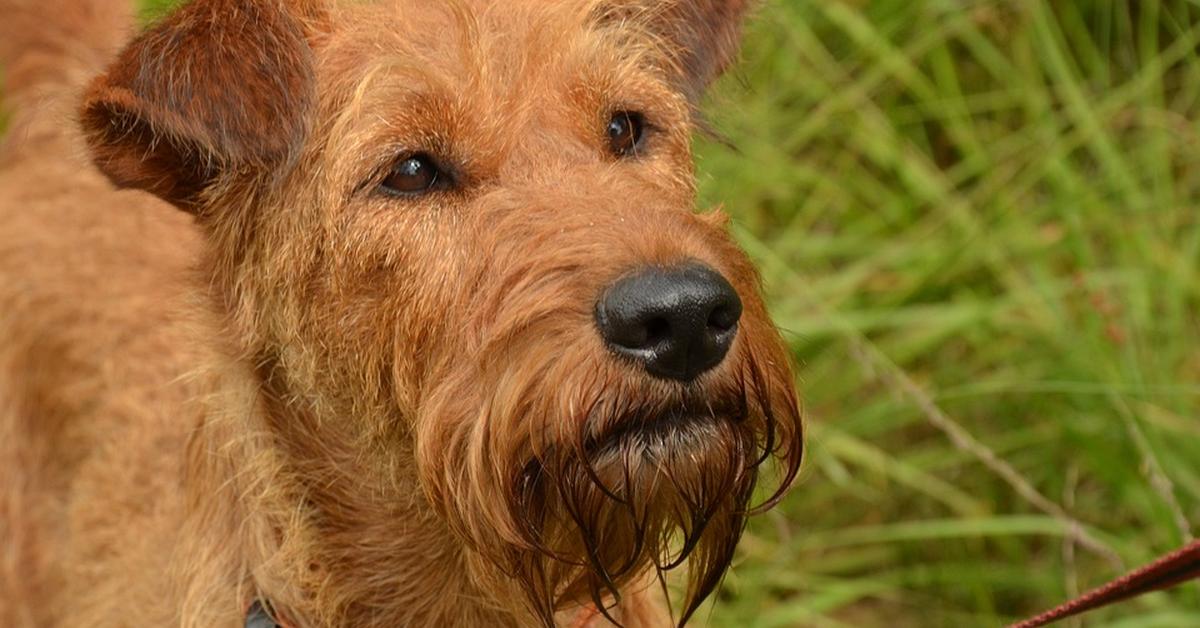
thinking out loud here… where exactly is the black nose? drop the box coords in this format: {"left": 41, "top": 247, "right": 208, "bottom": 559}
{"left": 595, "top": 263, "right": 742, "bottom": 382}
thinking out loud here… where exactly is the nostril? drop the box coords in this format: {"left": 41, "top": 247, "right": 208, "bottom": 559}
{"left": 708, "top": 305, "right": 738, "bottom": 332}
{"left": 643, "top": 317, "right": 671, "bottom": 347}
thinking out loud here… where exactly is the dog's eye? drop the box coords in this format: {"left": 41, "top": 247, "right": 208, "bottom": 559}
{"left": 381, "top": 153, "right": 441, "bottom": 195}
{"left": 606, "top": 111, "right": 645, "bottom": 157}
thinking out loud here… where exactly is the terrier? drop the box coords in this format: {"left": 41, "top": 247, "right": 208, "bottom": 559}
{"left": 0, "top": 0, "right": 803, "bottom": 625}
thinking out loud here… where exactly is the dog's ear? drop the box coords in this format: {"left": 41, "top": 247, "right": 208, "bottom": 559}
{"left": 633, "top": 0, "right": 756, "bottom": 103}
{"left": 80, "top": 0, "right": 323, "bottom": 212}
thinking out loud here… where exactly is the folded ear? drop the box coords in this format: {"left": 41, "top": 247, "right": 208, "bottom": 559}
{"left": 80, "top": 0, "right": 320, "bottom": 212}
{"left": 646, "top": 0, "right": 756, "bottom": 103}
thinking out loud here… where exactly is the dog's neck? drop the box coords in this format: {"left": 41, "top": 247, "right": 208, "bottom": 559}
{"left": 174, "top": 343, "right": 527, "bottom": 627}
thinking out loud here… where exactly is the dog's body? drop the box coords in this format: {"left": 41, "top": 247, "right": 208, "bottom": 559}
{"left": 0, "top": 7, "right": 207, "bottom": 623}
{"left": 0, "top": 1, "right": 802, "bottom": 626}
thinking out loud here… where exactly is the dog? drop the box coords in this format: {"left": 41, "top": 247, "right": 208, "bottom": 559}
{"left": 0, "top": 0, "right": 803, "bottom": 625}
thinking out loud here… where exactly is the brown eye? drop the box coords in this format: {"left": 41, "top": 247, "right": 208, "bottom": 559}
{"left": 606, "top": 111, "right": 645, "bottom": 157}
{"left": 381, "top": 153, "right": 440, "bottom": 195}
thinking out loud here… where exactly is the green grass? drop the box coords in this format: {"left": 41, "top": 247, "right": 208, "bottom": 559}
{"left": 5, "top": 1, "right": 1199, "bottom": 626}
{"left": 696, "top": 1, "right": 1200, "bottom": 625}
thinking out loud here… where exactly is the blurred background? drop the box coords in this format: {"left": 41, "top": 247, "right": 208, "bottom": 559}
{"left": 5, "top": 0, "right": 1199, "bottom": 626}
{"left": 696, "top": 1, "right": 1200, "bottom": 626}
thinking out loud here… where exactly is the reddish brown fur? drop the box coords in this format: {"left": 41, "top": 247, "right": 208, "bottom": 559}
{"left": 0, "top": 0, "right": 802, "bottom": 626}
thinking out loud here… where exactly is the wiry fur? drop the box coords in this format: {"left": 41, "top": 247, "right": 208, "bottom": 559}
{"left": 0, "top": 0, "right": 802, "bottom": 626}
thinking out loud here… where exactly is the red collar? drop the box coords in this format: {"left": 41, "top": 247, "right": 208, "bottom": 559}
{"left": 570, "top": 603, "right": 604, "bottom": 628}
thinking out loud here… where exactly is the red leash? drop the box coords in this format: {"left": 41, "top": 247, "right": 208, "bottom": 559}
{"left": 1009, "top": 540, "right": 1200, "bottom": 628}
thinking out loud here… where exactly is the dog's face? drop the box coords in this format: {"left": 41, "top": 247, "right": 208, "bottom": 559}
{"left": 81, "top": 0, "right": 801, "bottom": 624}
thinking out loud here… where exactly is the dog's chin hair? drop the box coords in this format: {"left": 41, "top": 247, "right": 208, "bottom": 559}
{"left": 531, "top": 421, "right": 754, "bottom": 625}
{"left": 499, "top": 367, "right": 794, "bottom": 628}
{"left": 417, "top": 331, "right": 802, "bottom": 627}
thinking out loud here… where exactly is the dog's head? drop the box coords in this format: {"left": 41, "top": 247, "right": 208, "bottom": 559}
{"left": 81, "top": 0, "right": 801, "bottom": 624}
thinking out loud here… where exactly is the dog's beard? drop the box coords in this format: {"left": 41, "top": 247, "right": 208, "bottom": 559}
{"left": 515, "top": 405, "right": 763, "bottom": 626}
{"left": 417, "top": 341, "right": 801, "bottom": 624}
{"left": 418, "top": 335, "right": 801, "bottom": 627}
